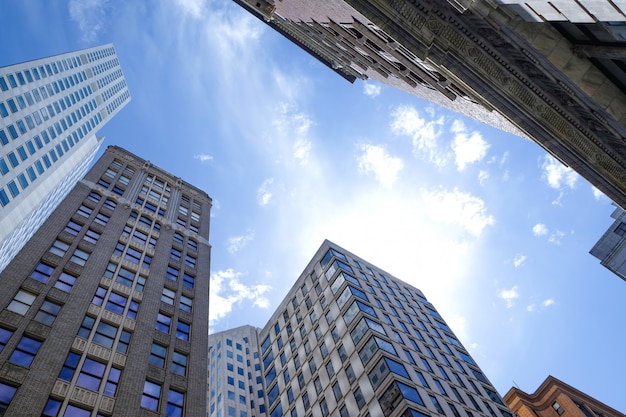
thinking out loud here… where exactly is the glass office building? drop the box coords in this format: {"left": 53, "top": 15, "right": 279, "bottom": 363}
{"left": 0, "top": 44, "right": 130, "bottom": 273}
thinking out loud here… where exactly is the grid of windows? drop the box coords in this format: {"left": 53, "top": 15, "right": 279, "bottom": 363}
{"left": 251, "top": 245, "right": 511, "bottom": 417}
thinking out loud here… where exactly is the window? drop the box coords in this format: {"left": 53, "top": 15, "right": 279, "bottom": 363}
{"left": 9, "top": 335, "right": 42, "bottom": 367}
{"left": 170, "top": 247, "right": 182, "bottom": 261}
{"left": 7, "top": 290, "right": 36, "bottom": 315}
{"left": 70, "top": 249, "right": 90, "bottom": 266}
{"left": 64, "top": 220, "right": 82, "bottom": 235}
{"left": 141, "top": 380, "right": 161, "bottom": 411}
{"left": 167, "top": 389, "right": 184, "bottom": 417}
{"left": 185, "top": 255, "right": 196, "bottom": 268}
{"left": 183, "top": 273, "right": 195, "bottom": 288}
{"left": 76, "top": 358, "right": 107, "bottom": 391}
{"left": 150, "top": 343, "right": 167, "bottom": 367}
{"left": 172, "top": 351, "right": 188, "bottom": 376}
{"left": 30, "top": 262, "right": 55, "bottom": 283}
{"left": 0, "top": 383, "right": 17, "bottom": 415}
{"left": 614, "top": 222, "right": 626, "bottom": 236}
{"left": 0, "top": 327, "right": 13, "bottom": 353}
{"left": 176, "top": 321, "right": 190, "bottom": 341}
{"left": 162, "top": 288, "right": 176, "bottom": 305}
{"left": 55, "top": 271, "right": 77, "bottom": 292}
{"left": 332, "top": 381, "right": 343, "bottom": 401}
{"left": 166, "top": 266, "right": 179, "bottom": 281}
{"left": 553, "top": 402, "right": 564, "bottom": 415}
{"left": 34, "top": 299, "right": 62, "bottom": 326}
{"left": 179, "top": 295, "right": 192, "bottom": 312}
{"left": 156, "top": 313, "right": 171, "bottom": 333}
{"left": 49, "top": 239, "right": 70, "bottom": 257}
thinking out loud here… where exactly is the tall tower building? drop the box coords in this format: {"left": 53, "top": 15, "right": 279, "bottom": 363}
{"left": 504, "top": 375, "right": 624, "bottom": 417}
{"left": 589, "top": 205, "right": 626, "bottom": 281}
{"left": 233, "top": 0, "right": 626, "bottom": 208}
{"left": 208, "top": 326, "right": 265, "bottom": 417}
{"left": 0, "top": 44, "right": 130, "bottom": 273}
{"left": 0, "top": 146, "right": 211, "bottom": 417}
{"left": 208, "top": 240, "right": 513, "bottom": 417}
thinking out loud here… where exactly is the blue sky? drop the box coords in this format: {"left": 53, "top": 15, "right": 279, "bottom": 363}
{"left": 2, "top": 0, "right": 625, "bottom": 410}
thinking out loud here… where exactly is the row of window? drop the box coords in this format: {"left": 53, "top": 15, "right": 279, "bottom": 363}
{"left": 0, "top": 110, "right": 102, "bottom": 207}
{"left": 0, "top": 53, "right": 85, "bottom": 93}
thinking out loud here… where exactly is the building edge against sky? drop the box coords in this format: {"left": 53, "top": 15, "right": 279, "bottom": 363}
{"left": 504, "top": 375, "right": 625, "bottom": 417}
{"left": 0, "top": 44, "right": 130, "bottom": 273}
{"left": 209, "top": 240, "right": 515, "bottom": 417}
{"left": 233, "top": 0, "right": 626, "bottom": 209}
{"left": 0, "top": 145, "right": 211, "bottom": 416}
{"left": 589, "top": 205, "right": 626, "bottom": 281}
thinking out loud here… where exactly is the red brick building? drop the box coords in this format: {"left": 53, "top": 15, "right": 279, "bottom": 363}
{"left": 504, "top": 376, "right": 624, "bottom": 417}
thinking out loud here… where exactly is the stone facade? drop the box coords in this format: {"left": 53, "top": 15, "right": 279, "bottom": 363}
{"left": 0, "top": 146, "right": 211, "bottom": 416}
{"left": 234, "top": 0, "right": 626, "bottom": 208}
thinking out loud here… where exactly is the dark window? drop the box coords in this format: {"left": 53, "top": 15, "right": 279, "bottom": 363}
{"left": 9, "top": 336, "right": 42, "bottom": 367}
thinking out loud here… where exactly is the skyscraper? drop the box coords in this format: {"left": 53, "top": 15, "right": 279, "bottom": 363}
{"left": 589, "top": 205, "right": 626, "bottom": 281}
{"left": 233, "top": 0, "right": 626, "bottom": 208}
{"left": 0, "top": 146, "right": 211, "bottom": 416}
{"left": 209, "top": 240, "right": 513, "bottom": 417}
{"left": 0, "top": 44, "right": 130, "bottom": 273}
{"left": 504, "top": 375, "right": 624, "bottom": 417}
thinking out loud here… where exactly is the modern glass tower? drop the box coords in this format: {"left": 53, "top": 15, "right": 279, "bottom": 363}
{"left": 0, "top": 44, "right": 130, "bottom": 273}
{"left": 0, "top": 146, "right": 211, "bottom": 416}
{"left": 208, "top": 240, "right": 514, "bottom": 417}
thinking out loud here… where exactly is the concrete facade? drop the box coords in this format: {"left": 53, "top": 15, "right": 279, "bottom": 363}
{"left": 209, "top": 240, "right": 514, "bottom": 417}
{"left": 234, "top": 0, "right": 626, "bottom": 208}
{"left": 590, "top": 205, "right": 626, "bottom": 281}
{"left": 0, "top": 44, "right": 130, "bottom": 273}
{"left": 504, "top": 376, "right": 624, "bottom": 417}
{"left": 0, "top": 146, "right": 211, "bottom": 416}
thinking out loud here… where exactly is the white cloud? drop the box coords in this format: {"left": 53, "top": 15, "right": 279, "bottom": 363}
{"left": 591, "top": 185, "right": 607, "bottom": 201}
{"left": 357, "top": 144, "right": 404, "bottom": 188}
{"left": 423, "top": 188, "right": 495, "bottom": 237}
{"left": 452, "top": 131, "right": 490, "bottom": 171}
{"left": 542, "top": 155, "right": 578, "bottom": 189}
{"left": 68, "top": 0, "right": 109, "bottom": 42}
{"left": 548, "top": 230, "right": 565, "bottom": 245}
{"left": 174, "top": 0, "right": 206, "bottom": 18}
{"left": 498, "top": 286, "right": 519, "bottom": 308}
{"left": 257, "top": 178, "right": 274, "bottom": 207}
{"left": 227, "top": 230, "right": 255, "bottom": 254}
{"left": 390, "top": 105, "right": 447, "bottom": 167}
{"left": 478, "top": 170, "right": 489, "bottom": 185}
{"left": 532, "top": 223, "right": 548, "bottom": 236}
{"left": 513, "top": 254, "right": 526, "bottom": 268}
{"left": 363, "top": 82, "right": 381, "bottom": 98}
{"left": 272, "top": 105, "right": 313, "bottom": 165}
{"left": 527, "top": 298, "right": 556, "bottom": 312}
{"left": 194, "top": 153, "right": 213, "bottom": 163}
{"left": 209, "top": 269, "right": 271, "bottom": 326}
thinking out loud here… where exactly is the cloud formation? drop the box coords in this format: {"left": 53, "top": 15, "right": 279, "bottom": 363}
{"left": 257, "top": 178, "right": 274, "bottom": 207}
{"left": 210, "top": 269, "right": 271, "bottom": 326}
{"left": 532, "top": 223, "right": 548, "bottom": 236}
{"left": 227, "top": 230, "right": 255, "bottom": 254}
{"left": 363, "top": 82, "right": 381, "bottom": 98}
{"left": 357, "top": 144, "right": 404, "bottom": 188}
{"left": 451, "top": 122, "right": 490, "bottom": 171}
{"left": 68, "top": 0, "right": 109, "bottom": 42}
{"left": 542, "top": 155, "right": 578, "bottom": 189}
{"left": 273, "top": 106, "right": 313, "bottom": 165}
{"left": 498, "top": 286, "right": 519, "bottom": 308}
{"left": 390, "top": 105, "right": 447, "bottom": 167}
{"left": 513, "top": 254, "right": 526, "bottom": 268}
{"left": 423, "top": 188, "right": 495, "bottom": 237}
{"left": 527, "top": 298, "right": 556, "bottom": 312}
{"left": 194, "top": 153, "right": 213, "bottom": 163}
